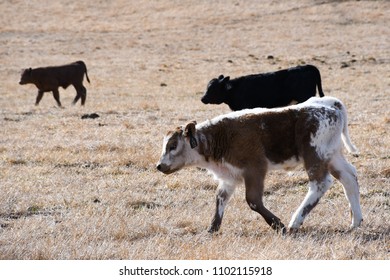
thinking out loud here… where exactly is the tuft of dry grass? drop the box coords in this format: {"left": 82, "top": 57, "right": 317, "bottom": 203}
{"left": 0, "top": 0, "right": 389, "bottom": 260}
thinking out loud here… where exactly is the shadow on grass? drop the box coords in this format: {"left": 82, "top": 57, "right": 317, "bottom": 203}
{"left": 286, "top": 225, "right": 390, "bottom": 244}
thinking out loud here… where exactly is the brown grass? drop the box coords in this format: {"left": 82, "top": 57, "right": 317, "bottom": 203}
{"left": 0, "top": 0, "right": 389, "bottom": 259}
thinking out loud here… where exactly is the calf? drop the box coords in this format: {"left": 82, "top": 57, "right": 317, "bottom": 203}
{"left": 201, "top": 65, "right": 324, "bottom": 111}
{"left": 157, "top": 96, "right": 362, "bottom": 233}
{"left": 19, "top": 60, "right": 90, "bottom": 107}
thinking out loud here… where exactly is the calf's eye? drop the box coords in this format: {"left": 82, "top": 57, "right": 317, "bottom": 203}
{"left": 169, "top": 144, "right": 177, "bottom": 151}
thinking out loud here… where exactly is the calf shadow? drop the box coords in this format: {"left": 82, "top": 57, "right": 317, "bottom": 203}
{"left": 287, "top": 225, "right": 389, "bottom": 244}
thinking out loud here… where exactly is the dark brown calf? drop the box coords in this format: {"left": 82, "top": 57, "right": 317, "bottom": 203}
{"left": 19, "top": 61, "right": 90, "bottom": 107}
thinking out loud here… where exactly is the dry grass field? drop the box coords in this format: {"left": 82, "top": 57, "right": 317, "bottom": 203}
{"left": 0, "top": 0, "right": 389, "bottom": 260}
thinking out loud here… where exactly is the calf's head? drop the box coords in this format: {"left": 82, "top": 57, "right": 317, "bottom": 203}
{"left": 201, "top": 75, "right": 230, "bottom": 104}
{"left": 156, "top": 121, "right": 197, "bottom": 174}
{"left": 19, "top": 68, "right": 33, "bottom": 85}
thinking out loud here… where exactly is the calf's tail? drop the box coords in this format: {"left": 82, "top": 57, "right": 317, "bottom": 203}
{"left": 76, "top": 60, "right": 90, "bottom": 83}
{"left": 340, "top": 102, "right": 358, "bottom": 155}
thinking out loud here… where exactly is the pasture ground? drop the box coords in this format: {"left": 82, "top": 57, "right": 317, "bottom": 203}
{"left": 0, "top": 0, "right": 389, "bottom": 259}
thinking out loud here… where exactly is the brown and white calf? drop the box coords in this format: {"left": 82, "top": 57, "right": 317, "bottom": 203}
{"left": 156, "top": 96, "right": 363, "bottom": 233}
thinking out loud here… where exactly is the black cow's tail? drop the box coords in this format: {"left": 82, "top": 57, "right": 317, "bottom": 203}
{"left": 76, "top": 60, "right": 90, "bottom": 83}
{"left": 315, "top": 66, "right": 324, "bottom": 97}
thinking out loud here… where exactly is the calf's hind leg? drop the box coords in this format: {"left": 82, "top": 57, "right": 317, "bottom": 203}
{"left": 288, "top": 170, "right": 333, "bottom": 230}
{"left": 329, "top": 153, "right": 363, "bottom": 228}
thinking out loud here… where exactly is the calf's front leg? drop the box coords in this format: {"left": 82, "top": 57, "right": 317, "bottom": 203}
{"left": 35, "top": 90, "right": 44, "bottom": 105}
{"left": 208, "top": 181, "right": 236, "bottom": 233}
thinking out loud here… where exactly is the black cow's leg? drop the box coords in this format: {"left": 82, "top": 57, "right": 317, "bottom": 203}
{"left": 72, "top": 84, "right": 81, "bottom": 105}
{"left": 244, "top": 169, "right": 286, "bottom": 233}
{"left": 35, "top": 90, "right": 44, "bottom": 105}
{"left": 208, "top": 182, "right": 236, "bottom": 233}
{"left": 52, "top": 89, "right": 62, "bottom": 107}
{"left": 72, "top": 93, "right": 81, "bottom": 105}
{"left": 73, "top": 85, "right": 86, "bottom": 105}
{"left": 80, "top": 86, "right": 87, "bottom": 105}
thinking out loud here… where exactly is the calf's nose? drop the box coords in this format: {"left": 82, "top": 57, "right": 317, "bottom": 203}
{"left": 157, "top": 163, "right": 170, "bottom": 173}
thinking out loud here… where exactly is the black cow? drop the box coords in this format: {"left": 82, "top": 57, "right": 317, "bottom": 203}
{"left": 19, "top": 60, "right": 90, "bottom": 107}
{"left": 201, "top": 65, "right": 324, "bottom": 111}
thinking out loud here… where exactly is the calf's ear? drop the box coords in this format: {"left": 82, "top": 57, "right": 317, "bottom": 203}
{"left": 21, "top": 68, "right": 31, "bottom": 75}
{"left": 183, "top": 120, "right": 197, "bottom": 136}
{"left": 183, "top": 121, "right": 198, "bottom": 149}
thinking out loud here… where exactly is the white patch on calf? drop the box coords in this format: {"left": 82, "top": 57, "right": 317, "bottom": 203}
{"left": 200, "top": 159, "right": 243, "bottom": 186}
{"left": 199, "top": 107, "right": 269, "bottom": 128}
{"left": 159, "top": 135, "right": 183, "bottom": 166}
{"left": 310, "top": 112, "right": 342, "bottom": 160}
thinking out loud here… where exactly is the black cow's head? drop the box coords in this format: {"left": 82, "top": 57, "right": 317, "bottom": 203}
{"left": 201, "top": 75, "right": 230, "bottom": 104}
{"left": 19, "top": 68, "right": 33, "bottom": 85}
